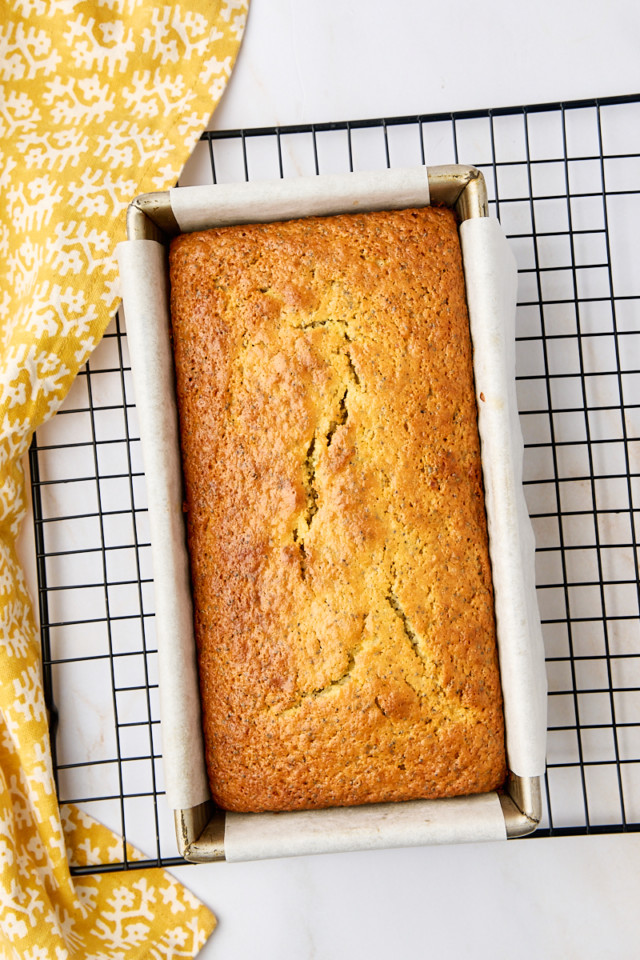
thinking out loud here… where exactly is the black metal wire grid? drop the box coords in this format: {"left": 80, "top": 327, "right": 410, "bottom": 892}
{"left": 29, "top": 92, "right": 640, "bottom": 873}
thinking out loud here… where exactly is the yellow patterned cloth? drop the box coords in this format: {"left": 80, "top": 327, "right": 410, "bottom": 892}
{"left": 0, "top": 1, "right": 247, "bottom": 955}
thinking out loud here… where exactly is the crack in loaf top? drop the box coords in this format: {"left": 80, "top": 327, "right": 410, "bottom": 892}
{"left": 169, "top": 204, "right": 507, "bottom": 813}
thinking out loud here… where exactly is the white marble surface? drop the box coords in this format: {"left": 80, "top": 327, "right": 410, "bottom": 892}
{"left": 209, "top": 0, "right": 640, "bottom": 131}
{"left": 19, "top": 1, "right": 640, "bottom": 957}
{"left": 172, "top": 833, "right": 640, "bottom": 960}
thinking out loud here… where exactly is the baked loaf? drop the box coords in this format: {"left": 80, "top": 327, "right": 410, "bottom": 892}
{"left": 169, "top": 205, "right": 507, "bottom": 813}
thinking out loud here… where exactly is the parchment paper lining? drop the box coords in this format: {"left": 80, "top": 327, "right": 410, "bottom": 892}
{"left": 116, "top": 165, "right": 546, "bottom": 854}
{"left": 118, "top": 242, "right": 209, "bottom": 811}
{"left": 460, "top": 218, "right": 547, "bottom": 777}
{"left": 169, "top": 166, "right": 431, "bottom": 233}
{"left": 224, "top": 793, "right": 505, "bottom": 862}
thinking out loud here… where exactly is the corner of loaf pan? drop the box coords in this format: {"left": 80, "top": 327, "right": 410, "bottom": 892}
{"left": 117, "top": 164, "right": 547, "bottom": 863}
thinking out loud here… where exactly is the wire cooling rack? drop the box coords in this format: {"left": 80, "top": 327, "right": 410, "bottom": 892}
{"left": 29, "top": 93, "right": 640, "bottom": 873}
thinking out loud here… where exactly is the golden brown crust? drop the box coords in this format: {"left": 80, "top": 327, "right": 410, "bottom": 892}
{"left": 169, "top": 205, "right": 507, "bottom": 812}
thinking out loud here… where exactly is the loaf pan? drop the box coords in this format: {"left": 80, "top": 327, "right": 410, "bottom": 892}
{"left": 117, "top": 165, "right": 547, "bottom": 862}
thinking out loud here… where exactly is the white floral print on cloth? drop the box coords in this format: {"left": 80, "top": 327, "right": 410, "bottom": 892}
{"left": 0, "top": 1, "right": 247, "bottom": 956}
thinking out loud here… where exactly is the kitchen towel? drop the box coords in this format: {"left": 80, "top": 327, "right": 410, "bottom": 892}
{"left": 0, "top": 0, "right": 247, "bottom": 956}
